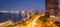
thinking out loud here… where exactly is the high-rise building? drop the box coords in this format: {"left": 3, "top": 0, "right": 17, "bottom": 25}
{"left": 45, "top": 0, "right": 58, "bottom": 18}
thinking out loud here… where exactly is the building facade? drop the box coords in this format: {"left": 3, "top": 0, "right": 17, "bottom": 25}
{"left": 45, "top": 0, "right": 58, "bottom": 18}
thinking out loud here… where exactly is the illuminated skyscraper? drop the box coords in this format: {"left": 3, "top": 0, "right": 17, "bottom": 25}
{"left": 45, "top": 0, "right": 58, "bottom": 18}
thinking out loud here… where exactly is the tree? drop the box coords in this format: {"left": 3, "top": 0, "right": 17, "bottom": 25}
{"left": 39, "top": 16, "right": 48, "bottom": 23}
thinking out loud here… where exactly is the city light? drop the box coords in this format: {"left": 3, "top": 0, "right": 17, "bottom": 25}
{"left": 0, "top": 0, "right": 60, "bottom": 27}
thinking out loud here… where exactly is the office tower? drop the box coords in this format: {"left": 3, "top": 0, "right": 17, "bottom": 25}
{"left": 45, "top": 0, "right": 58, "bottom": 18}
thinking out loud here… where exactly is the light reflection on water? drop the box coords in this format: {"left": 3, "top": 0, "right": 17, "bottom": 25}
{"left": 0, "top": 13, "right": 22, "bottom": 22}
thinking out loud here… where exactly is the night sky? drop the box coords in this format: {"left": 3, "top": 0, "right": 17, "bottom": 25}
{"left": 59, "top": 0, "right": 60, "bottom": 9}
{"left": 0, "top": 0, "right": 60, "bottom": 11}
